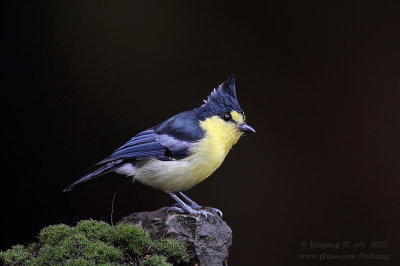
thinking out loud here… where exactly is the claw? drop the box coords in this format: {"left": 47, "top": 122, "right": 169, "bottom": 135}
{"left": 167, "top": 205, "right": 213, "bottom": 218}
{"left": 209, "top": 207, "right": 223, "bottom": 217}
{"left": 197, "top": 209, "right": 211, "bottom": 218}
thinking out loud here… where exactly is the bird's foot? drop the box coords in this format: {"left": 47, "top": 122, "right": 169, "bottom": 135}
{"left": 207, "top": 207, "right": 223, "bottom": 217}
{"left": 186, "top": 203, "right": 223, "bottom": 217}
{"left": 168, "top": 192, "right": 222, "bottom": 217}
{"left": 167, "top": 206, "right": 214, "bottom": 218}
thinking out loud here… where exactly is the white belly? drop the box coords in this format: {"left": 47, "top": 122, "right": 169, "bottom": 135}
{"left": 135, "top": 152, "right": 225, "bottom": 193}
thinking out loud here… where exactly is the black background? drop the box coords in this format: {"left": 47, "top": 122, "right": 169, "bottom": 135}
{"left": 3, "top": 1, "right": 400, "bottom": 265}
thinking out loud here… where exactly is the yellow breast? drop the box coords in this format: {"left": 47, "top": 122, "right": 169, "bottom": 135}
{"left": 135, "top": 116, "right": 243, "bottom": 192}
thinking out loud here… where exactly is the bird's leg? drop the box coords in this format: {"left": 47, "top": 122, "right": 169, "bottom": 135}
{"left": 167, "top": 193, "right": 212, "bottom": 217}
{"left": 175, "top": 192, "right": 223, "bottom": 217}
{"left": 178, "top": 192, "right": 202, "bottom": 209}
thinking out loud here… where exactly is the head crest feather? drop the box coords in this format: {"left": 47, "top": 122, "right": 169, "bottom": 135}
{"left": 200, "top": 74, "right": 242, "bottom": 115}
{"left": 219, "top": 74, "right": 237, "bottom": 99}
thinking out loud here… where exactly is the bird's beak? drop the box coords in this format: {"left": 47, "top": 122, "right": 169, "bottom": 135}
{"left": 238, "top": 123, "right": 256, "bottom": 133}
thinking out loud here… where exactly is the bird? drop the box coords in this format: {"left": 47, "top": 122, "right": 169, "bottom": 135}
{"left": 64, "top": 75, "right": 255, "bottom": 217}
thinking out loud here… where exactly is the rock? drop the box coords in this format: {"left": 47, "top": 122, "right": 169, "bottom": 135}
{"left": 122, "top": 207, "right": 232, "bottom": 265}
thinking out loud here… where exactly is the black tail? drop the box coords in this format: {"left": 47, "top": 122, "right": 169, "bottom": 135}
{"left": 63, "top": 161, "right": 121, "bottom": 192}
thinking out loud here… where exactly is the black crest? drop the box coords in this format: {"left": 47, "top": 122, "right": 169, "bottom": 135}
{"left": 217, "top": 74, "right": 237, "bottom": 100}
{"left": 199, "top": 74, "right": 243, "bottom": 117}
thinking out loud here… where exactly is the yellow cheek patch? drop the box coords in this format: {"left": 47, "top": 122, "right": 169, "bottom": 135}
{"left": 199, "top": 116, "right": 243, "bottom": 154}
{"left": 230, "top": 110, "right": 244, "bottom": 124}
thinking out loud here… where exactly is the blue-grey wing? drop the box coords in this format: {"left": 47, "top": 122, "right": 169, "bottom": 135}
{"left": 97, "top": 129, "right": 190, "bottom": 164}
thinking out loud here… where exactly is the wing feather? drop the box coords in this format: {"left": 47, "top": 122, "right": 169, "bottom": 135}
{"left": 97, "top": 129, "right": 188, "bottom": 164}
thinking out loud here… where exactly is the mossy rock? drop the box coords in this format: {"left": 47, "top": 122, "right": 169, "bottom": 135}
{"left": 111, "top": 222, "right": 152, "bottom": 256}
{"left": 0, "top": 245, "right": 31, "bottom": 265}
{"left": 0, "top": 220, "right": 189, "bottom": 265}
{"left": 152, "top": 238, "right": 189, "bottom": 263}
{"left": 76, "top": 220, "right": 113, "bottom": 242}
{"left": 140, "top": 255, "right": 171, "bottom": 266}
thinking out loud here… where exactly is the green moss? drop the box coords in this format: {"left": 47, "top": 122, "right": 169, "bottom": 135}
{"left": 0, "top": 245, "right": 32, "bottom": 265}
{"left": 76, "top": 220, "right": 113, "bottom": 242}
{"left": 111, "top": 223, "right": 152, "bottom": 255}
{"left": 38, "top": 224, "right": 75, "bottom": 246}
{"left": 26, "top": 243, "right": 39, "bottom": 253}
{"left": 0, "top": 220, "right": 189, "bottom": 265}
{"left": 64, "top": 257, "right": 96, "bottom": 266}
{"left": 152, "top": 238, "right": 189, "bottom": 263}
{"left": 140, "top": 255, "right": 171, "bottom": 266}
{"left": 82, "top": 241, "right": 123, "bottom": 264}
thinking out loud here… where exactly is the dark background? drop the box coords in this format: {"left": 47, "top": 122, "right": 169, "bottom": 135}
{"left": 3, "top": 1, "right": 400, "bottom": 265}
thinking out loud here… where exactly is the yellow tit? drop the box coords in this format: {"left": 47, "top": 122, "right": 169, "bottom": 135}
{"left": 64, "top": 75, "right": 255, "bottom": 217}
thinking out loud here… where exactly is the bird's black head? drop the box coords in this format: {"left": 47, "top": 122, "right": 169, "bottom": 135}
{"left": 196, "top": 74, "right": 255, "bottom": 133}
{"left": 199, "top": 74, "right": 243, "bottom": 117}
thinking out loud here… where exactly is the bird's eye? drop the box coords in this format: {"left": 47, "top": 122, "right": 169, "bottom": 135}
{"left": 222, "top": 113, "right": 232, "bottom": 121}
